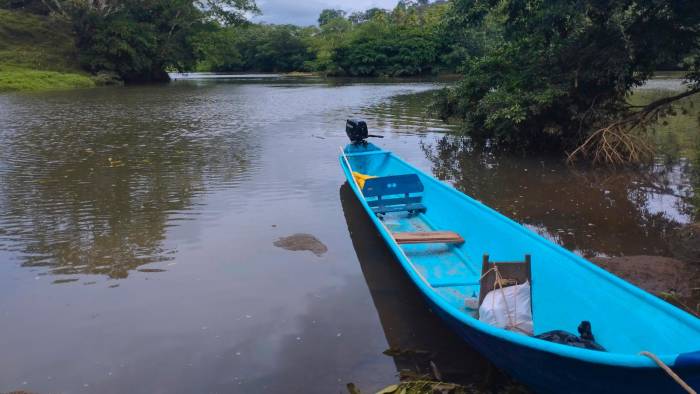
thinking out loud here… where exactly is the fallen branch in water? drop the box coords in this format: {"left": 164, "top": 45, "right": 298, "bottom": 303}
{"left": 567, "top": 87, "right": 700, "bottom": 165}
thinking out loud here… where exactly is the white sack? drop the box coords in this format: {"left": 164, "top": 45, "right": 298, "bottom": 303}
{"left": 478, "top": 281, "right": 533, "bottom": 336}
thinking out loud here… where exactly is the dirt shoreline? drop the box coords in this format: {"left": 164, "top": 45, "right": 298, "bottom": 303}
{"left": 591, "top": 255, "right": 700, "bottom": 316}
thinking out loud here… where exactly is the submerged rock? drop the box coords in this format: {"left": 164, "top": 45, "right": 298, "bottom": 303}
{"left": 669, "top": 223, "right": 700, "bottom": 263}
{"left": 273, "top": 233, "right": 328, "bottom": 257}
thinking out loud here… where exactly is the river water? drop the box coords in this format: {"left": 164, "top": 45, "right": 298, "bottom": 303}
{"left": 0, "top": 75, "right": 698, "bottom": 393}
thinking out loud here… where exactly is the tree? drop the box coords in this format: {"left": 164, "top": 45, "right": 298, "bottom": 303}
{"left": 348, "top": 8, "right": 387, "bottom": 24}
{"left": 303, "top": 11, "right": 352, "bottom": 72}
{"left": 317, "top": 8, "right": 345, "bottom": 26}
{"left": 237, "top": 24, "right": 313, "bottom": 72}
{"left": 18, "top": 0, "right": 258, "bottom": 82}
{"left": 333, "top": 26, "right": 438, "bottom": 77}
{"left": 192, "top": 23, "right": 244, "bottom": 71}
{"left": 438, "top": 0, "right": 700, "bottom": 164}
{"left": 194, "top": 24, "right": 314, "bottom": 72}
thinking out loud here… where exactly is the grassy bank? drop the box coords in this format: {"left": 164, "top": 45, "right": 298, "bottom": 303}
{"left": 0, "top": 9, "right": 95, "bottom": 92}
{"left": 0, "top": 65, "right": 94, "bottom": 91}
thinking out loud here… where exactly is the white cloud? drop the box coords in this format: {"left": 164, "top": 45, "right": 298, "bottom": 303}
{"left": 253, "top": 0, "right": 399, "bottom": 26}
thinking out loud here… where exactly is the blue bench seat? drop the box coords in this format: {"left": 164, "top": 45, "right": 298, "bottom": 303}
{"left": 362, "top": 174, "right": 427, "bottom": 215}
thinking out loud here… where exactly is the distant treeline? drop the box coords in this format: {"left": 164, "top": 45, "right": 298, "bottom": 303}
{"left": 194, "top": 1, "right": 471, "bottom": 76}
{"left": 0, "top": 0, "right": 474, "bottom": 79}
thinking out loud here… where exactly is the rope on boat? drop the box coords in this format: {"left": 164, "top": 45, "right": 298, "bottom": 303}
{"left": 639, "top": 351, "right": 696, "bottom": 394}
{"left": 479, "top": 265, "right": 529, "bottom": 334}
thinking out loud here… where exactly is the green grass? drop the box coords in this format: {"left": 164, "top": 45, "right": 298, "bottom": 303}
{"left": 0, "top": 65, "right": 94, "bottom": 91}
{"left": 0, "top": 9, "right": 96, "bottom": 91}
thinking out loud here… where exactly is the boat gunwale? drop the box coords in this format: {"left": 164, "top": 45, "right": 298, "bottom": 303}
{"left": 341, "top": 146, "right": 700, "bottom": 369}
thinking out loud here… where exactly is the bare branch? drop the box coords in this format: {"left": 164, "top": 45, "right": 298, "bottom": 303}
{"left": 567, "top": 87, "right": 700, "bottom": 166}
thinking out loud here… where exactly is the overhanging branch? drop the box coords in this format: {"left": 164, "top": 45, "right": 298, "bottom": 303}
{"left": 568, "top": 87, "right": 700, "bottom": 165}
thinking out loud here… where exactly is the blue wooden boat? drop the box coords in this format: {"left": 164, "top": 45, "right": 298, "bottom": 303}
{"left": 339, "top": 125, "right": 700, "bottom": 393}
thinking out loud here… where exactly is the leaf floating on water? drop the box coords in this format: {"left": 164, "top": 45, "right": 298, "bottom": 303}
{"left": 107, "top": 157, "right": 124, "bottom": 167}
{"left": 137, "top": 268, "right": 166, "bottom": 273}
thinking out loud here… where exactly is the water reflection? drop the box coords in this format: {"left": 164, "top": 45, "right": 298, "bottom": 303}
{"left": 0, "top": 75, "right": 697, "bottom": 393}
{"left": 339, "top": 183, "right": 521, "bottom": 391}
{"left": 421, "top": 136, "right": 698, "bottom": 257}
{"left": 0, "top": 78, "right": 446, "bottom": 285}
{"left": 363, "top": 91, "right": 456, "bottom": 135}
{"left": 633, "top": 87, "right": 700, "bottom": 221}
{"left": 0, "top": 86, "right": 258, "bottom": 278}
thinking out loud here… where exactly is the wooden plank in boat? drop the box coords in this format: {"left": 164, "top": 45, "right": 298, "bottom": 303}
{"left": 393, "top": 231, "right": 464, "bottom": 244}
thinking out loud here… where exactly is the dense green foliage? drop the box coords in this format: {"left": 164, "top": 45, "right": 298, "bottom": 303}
{"left": 0, "top": 9, "right": 94, "bottom": 91}
{"left": 436, "top": 0, "right": 700, "bottom": 153}
{"left": 193, "top": 1, "right": 468, "bottom": 76}
{"left": 1, "top": 0, "right": 258, "bottom": 82}
{"left": 71, "top": 0, "right": 199, "bottom": 82}
{"left": 332, "top": 29, "right": 437, "bottom": 76}
{"left": 329, "top": 5, "right": 445, "bottom": 77}
{"left": 194, "top": 24, "right": 314, "bottom": 72}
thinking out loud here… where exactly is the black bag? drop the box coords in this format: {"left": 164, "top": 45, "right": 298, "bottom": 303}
{"left": 535, "top": 321, "right": 606, "bottom": 351}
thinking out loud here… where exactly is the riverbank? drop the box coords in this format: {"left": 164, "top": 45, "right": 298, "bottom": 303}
{"left": 0, "top": 9, "right": 95, "bottom": 92}
{"left": 592, "top": 255, "right": 700, "bottom": 316}
{"left": 0, "top": 65, "right": 94, "bottom": 92}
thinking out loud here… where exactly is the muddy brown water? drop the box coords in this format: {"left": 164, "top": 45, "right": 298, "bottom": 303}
{"left": 0, "top": 74, "right": 698, "bottom": 393}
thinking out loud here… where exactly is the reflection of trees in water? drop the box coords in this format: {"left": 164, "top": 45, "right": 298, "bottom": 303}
{"left": 338, "top": 183, "right": 515, "bottom": 390}
{"left": 361, "top": 90, "right": 457, "bottom": 135}
{"left": 420, "top": 136, "right": 699, "bottom": 257}
{"left": 0, "top": 109, "right": 255, "bottom": 279}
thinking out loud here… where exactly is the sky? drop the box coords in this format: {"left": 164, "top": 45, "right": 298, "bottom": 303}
{"left": 252, "top": 0, "right": 399, "bottom": 26}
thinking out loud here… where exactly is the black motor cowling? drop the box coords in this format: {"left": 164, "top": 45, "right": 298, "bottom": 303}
{"left": 346, "top": 119, "right": 368, "bottom": 143}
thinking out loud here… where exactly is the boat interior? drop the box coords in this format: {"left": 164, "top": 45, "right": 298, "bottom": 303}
{"left": 343, "top": 145, "right": 700, "bottom": 357}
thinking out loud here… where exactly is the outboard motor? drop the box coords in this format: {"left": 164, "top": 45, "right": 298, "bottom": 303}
{"left": 346, "top": 119, "right": 383, "bottom": 144}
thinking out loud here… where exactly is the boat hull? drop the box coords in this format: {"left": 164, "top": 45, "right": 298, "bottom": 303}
{"left": 427, "top": 295, "right": 698, "bottom": 393}
{"left": 339, "top": 144, "right": 700, "bottom": 393}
